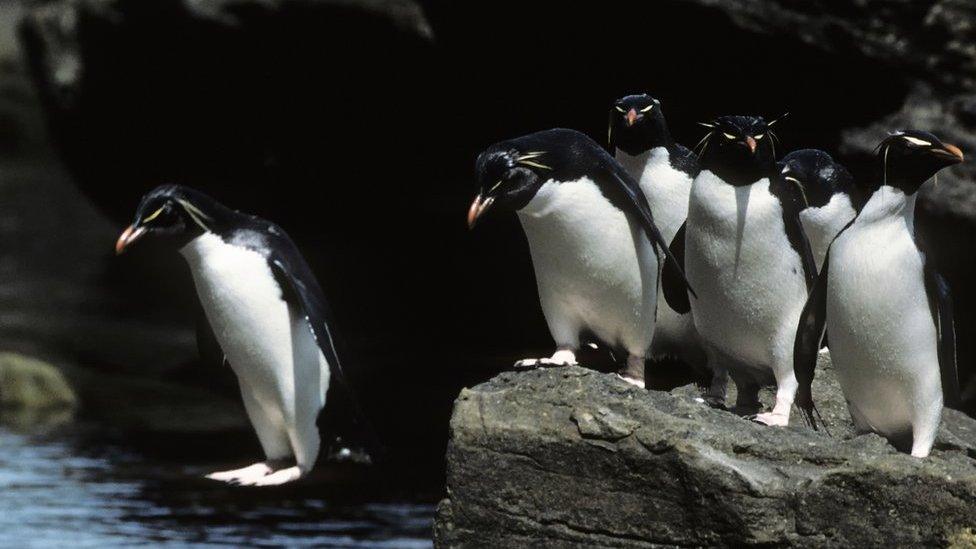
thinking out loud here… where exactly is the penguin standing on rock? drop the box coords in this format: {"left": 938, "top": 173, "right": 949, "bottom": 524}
{"left": 779, "top": 149, "right": 862, "bottom": 269}
{"left": 794, "top": 131, "right": 963, "bottom": 457}
{"left": 467, "top": 128, "right": 694, "bottom": 388}
{"left": 608, "top": 94, "right": 703, "bottom": 369}
{"left": 665, "top": 115, "right": 815, "bottom": 425}
{"left": 116, "top": 184, "right": 374, "bottom": 486}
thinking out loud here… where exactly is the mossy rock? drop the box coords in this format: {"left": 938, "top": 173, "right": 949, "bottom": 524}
{"left": 0, "top": 352, "right": 78, "bottom": 411}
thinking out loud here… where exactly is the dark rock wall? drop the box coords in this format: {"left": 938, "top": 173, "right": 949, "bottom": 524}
{"left": 14, "top": 0, "right": 976, "bottom": 465}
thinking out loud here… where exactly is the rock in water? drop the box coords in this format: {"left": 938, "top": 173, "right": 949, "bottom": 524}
{"left": 435, "top": 356, "right": 976, "bottom": 547}
{"left": 0, "top": 352, "right": 77, "bottom": 427}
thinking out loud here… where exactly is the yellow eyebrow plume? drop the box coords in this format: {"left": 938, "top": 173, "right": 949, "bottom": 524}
{"left": 177, "top": 199, "right": 212, "bottom": 231}
{"left": 141, "top": 206, "right": 166, "bottom": 224}
{"left": 518, "top": 160, "right": 552, "bottom": 170}
{"left": 516, "top": 151, "right": 551, "bottom": 170}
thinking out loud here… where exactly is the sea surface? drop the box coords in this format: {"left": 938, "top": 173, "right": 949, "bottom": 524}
{"left": 0, "top": 426, "right": 435, "bottom": 548}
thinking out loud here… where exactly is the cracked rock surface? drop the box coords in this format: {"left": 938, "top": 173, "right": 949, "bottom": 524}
{"left": 434, "top": 357, "right": 976, "bottom": 548}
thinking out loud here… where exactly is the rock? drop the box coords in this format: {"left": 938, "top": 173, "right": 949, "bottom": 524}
{"left": 435, "top": 358, "right": 976, "bottom": 548}
{"left": 669, "top": 0, "right": 976, "bottom": 90}
{"left": 0, "top": 352, "right": 77, "bottom": 427}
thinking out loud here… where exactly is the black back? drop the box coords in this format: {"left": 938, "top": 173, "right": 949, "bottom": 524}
{"left": 917, "top": 235, "right": 961, "bottom": 409}
{"left": 669, "top": 143, "right": 701, "bottom": 179}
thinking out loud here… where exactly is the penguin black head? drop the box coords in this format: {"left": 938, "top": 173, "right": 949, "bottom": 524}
{"left": 116, "top": 184, "right": 219, "bottom": 254}
{"left": 467, "top": 145, "right": 548, "bottom": 229}
{"left": 780, "top": 149, "right": 855, "bottom": 209}
{"left": 608, "top": 94, "right": 671, "bottom": 156}
{"left": 876, "top": 130, "right": 964, "bottom": 194}
{"left": 697, "top": 115, "right": 779, "bottom": 186}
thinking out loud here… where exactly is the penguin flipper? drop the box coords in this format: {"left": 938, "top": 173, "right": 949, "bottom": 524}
{"left": 923, "top": 263, "right": 960, "bottom": 409}
{"left": 268, "top": 256, "right": 386, "bottom": 460}
{"left": 661, "top": 221, "right": 691, "bottom": 314}
{"left": 793, "top": 249, "right": 830, "bottom": 430}
{"left": 771, "top": 174, "right": 818, "bottom": 290}
{"left": 603, "top": 160, "right": 697, "bottom": 300}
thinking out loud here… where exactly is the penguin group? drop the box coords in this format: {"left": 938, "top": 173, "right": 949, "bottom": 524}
{"left": 468, "top": 94, "right": 964, "bottom": 458}
{"left": 110, "top": 94, "right": 963, "bottom": 488}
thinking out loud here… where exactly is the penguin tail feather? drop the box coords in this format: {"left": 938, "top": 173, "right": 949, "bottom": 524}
{"left": 796, "top": 397, "right": 832, "bottom": 437}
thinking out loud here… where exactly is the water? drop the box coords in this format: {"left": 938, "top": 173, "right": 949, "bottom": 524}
{"left": 0, "top": 427, "right": 435, "bottom": 548}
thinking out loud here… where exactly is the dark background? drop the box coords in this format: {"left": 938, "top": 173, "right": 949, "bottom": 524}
{"left": 4, "top": 0, "right": 976, "bottom": 486}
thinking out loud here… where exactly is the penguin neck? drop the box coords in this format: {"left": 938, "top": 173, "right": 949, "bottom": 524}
{"left": 613, "top": 126, "right": 673, "bottom": 157}
{"left": 179, "top": 231, "right": 230, "bottom": 266}
{"left": 616, "top": 146, "right": 669, "bottom": 177}
{"left": 701, "top": 154, "right": 773, "bottom": 187}
{"left": 858, "top": 185, "right": 918, "bottom": 233}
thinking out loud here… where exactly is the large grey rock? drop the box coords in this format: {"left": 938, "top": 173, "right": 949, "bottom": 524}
{"left": 435, "top": 359, "right": 976, "bottom": 548}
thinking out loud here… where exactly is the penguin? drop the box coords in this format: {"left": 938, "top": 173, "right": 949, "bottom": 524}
{"left": 664, "top": 115, "right": 815, "bottom": 425}
{"left": 794, "top": 130, "right": 963, "bottom": 457}
{"left": 607, "top": 94, "right": 703, "bottom": 369}
{"left": 779, "top": 149, "right": 862, "bottom": 270}
{"left": 115, "top": 184, "right": 373, "bottom": 485}
{"left": 467, "top": 128, "right": 693, "bottom": 388}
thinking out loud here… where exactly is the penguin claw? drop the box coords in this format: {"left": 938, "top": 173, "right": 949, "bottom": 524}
{"left": 205, "top": 461, "right": 276, "bottom": 485}
{"left": 251, "top": 466, "right": 303, "bottom": 486}
{"left": 513, "top": 358, "right": 542, "bottom": 370}
{"left": 615, "top": 373, "right": 646, "bottom": 389}
{"left": 513, "top": 357, "right": 577, "bottom": 370}
{"left": 752, "top": 411, "right": 790, "bottom": 427}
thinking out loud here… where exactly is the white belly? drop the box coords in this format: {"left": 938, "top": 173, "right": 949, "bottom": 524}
{"left": 180, "top": 233, "right": 330, "bottom": 424}
{"left": 617, "top": 148, "right": 697, "bottom": 359}
{"left": 826, "top": 216, "right": 941, "bottom": 437}
{"left": 686, "top": 172, "right": 808, "bottom": 368}
{"left": 799, "top": 192, "right": 856, "bottom": 271}
{"left": 518, "top": 177, "right": 659, "bottom": 355}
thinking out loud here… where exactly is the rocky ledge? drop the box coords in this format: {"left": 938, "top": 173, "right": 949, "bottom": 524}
{"left": 434, "top": 357, "right": 976, "bottom": 548}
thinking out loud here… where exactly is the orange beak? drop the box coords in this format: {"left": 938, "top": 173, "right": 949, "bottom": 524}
{"left": 940, "top": 142, "right": 965, "bottom": 162}
{"left": 467, "top": 194, "right": 495, "bottom": 229}
{"left": 745, "top": 136, "right": 757, "bottom": 154}
{"left": 625, "top": 109, "right": 638, "bottom": 127}
{"left": 115, "top": 224, "right": 146, "bottom": 255}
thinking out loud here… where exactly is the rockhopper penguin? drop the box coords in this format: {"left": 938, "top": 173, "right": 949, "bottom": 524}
{"left": 608, "top": 94, "right": 703, "bottom": 370}
{"left": 779, "top": 149, "right": 862, "bottom": 270}
{"left": 665, "top": 115, "right": 815, "bottom": 425}
{"left": 468, "top": 128, "right": 694, "bottom": 388}
{"left": 116, "top": 184, "right": 372, "bottom": 485}
{"left": 794, "top": 130, "right": 963, "bottom": 457}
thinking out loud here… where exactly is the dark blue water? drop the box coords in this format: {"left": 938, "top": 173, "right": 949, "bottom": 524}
{"left": 0, "top": 427, "right": 434, "bottom": 547}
